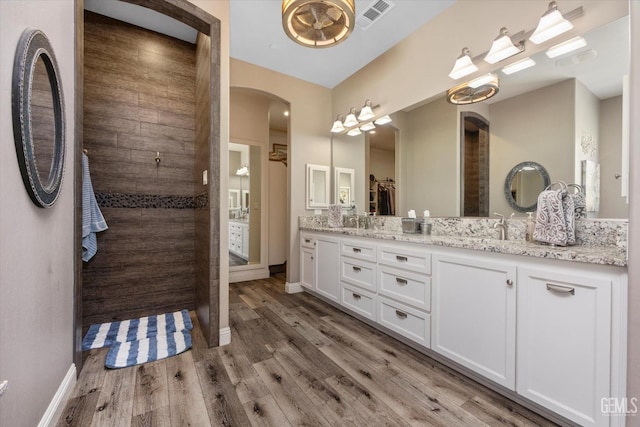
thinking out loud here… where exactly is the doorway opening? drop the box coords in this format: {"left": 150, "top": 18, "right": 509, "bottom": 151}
{"left": 460, "top": 112, "right": 490, "bottom": 217}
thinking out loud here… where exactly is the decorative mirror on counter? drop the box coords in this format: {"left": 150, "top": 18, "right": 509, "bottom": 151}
{"left": 12, "top": 29, "right": 66, "bottom": 208}
{"left": 504, "top": 161, "right": 550, "bottom": 213}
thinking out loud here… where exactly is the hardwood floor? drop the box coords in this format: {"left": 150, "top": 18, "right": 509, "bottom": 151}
{"left": 58, "top": 275, "right": 557, "bottom": 426}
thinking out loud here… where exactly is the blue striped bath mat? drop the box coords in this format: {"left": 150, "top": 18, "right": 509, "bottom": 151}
{"left": 105, "top": 330, "right": 192, "bottom": 369}
{"left": 82, "top": 309, "right": 192, "bottom": 351}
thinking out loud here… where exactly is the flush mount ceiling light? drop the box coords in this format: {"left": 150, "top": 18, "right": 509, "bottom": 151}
{"left": 282, "top": 0, "right": 355, "bottom": 48}
{"left": 448, "top": 47, "right": 478, "bottom": 80}
{"left": 545, "top": 36, "right": 586, "bottom": 58}
{"left": 330, "top": 115, "right": 345, "bottom": 133}
{"left": 501, "top": 57, "right": 536, "bottom": 75}
{"left": 446, "top": 73, "right": 499, "bottom": 105}
{"left": 529, "top": 1, "right": 573, "bottom": 45}
{"left": 484, "top": 27, "right": 524, "bottom": 64}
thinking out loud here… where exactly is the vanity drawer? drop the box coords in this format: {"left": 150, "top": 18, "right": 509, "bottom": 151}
{"left": 379, "top": 266, "right": 431, "bottom": 310}
{"left": 300, "top": 233, "right": 316, "bottom": 249}
{"left": 378, "top": 296, "right": 430, "bottom": 347}
{"left": 341, "top": 239, "right": 376, "bottom": 262}
{"left": 341, "top": 257, "right": 376, "bottom": 291}
{"left": 341, "top": 283, "right": 376, "bottom": 321}
{"left": 378, "top": 244, "right": 431, "bottom": 274}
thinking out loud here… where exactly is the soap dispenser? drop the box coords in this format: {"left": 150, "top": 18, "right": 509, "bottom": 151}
{"left": 526, "top": 212, "right": 535, "bottom": 242}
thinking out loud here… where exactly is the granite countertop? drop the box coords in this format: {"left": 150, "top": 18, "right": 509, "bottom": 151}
{"left": 299, "top": 226, "right": 628, "bottom": 267}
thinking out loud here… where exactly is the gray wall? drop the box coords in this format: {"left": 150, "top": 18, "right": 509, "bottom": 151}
{"left": 599, "top": 95, "right": 627, "bottom": 218}
{"left": 0, "top": 1, "right": 75, "bottom": 425}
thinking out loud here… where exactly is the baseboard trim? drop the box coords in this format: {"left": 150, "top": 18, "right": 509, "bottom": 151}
{"left": 229, "top": 267, "right": 270, "bottom": 283}
{"left": 38, "top": 363, "right": 76, "bottom": 427}
{"left": 219, "top": 327, "right": 231, "bottom": 346}
{"left": 285, "top": 281, "right": 303, "bottom": 294}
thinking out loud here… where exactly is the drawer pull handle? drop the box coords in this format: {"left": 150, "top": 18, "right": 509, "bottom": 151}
{"left": 395, "top": 310, "right": 408, "bottom": 319}
{"left": 352, "top": 248, "right": 362, "bottom": 253}
{"left": 304, "top": 239, "right": 311, "bottom": 243}
{"left": 396, "top": 277, "right": 408, "bottom": 285}
{"left": 396, "top": 255, "right": 408, "bottom": 262}
{"left": 506, "top": 279, "right": 513, "bottom": 286}
{"left": 546, "top": 283, "right": 575, "bottom": 295}
{"left": 352, "top": 293, "right": 361, "bottom": 300}
{"left": 352, "top": 266, "right": 362, "bottom": 273}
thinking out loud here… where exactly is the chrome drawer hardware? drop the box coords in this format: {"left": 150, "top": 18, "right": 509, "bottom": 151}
{"left": 506, "top": 279, "right": 513, "bottom": 286}
{"left": 396, "top": 255, "right": 408, "bottom": 262}
{"left": 353, "top": 248, "right": 362, "bottom": 253}
{"left": 546, "top": 283, "right": 575, "bottom": 295}
{"left": 396, "top": 277, "right": 408, "bottom": 285}
{"left": 304, "top": 238, "right": 311, "bottom": 243}
{"left": 352, "top": 266, "right": 362, "bottom": 272}
{"left": 352, "top": 293, "right": 361, "bottom": 300}
{"left": 395, "top": 310, "right": 408, "bottom": 319}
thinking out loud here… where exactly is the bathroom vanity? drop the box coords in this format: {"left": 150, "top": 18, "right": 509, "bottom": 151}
{"left": 298, "top": 216, "right": 627, "bottom": 427}
{"left": 229, "top": 220, "right": 249, "bottom": 260}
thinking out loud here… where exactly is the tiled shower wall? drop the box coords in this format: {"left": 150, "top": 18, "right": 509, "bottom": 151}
{"left": 82, "top": 11, "right": 196, "bottom": 325}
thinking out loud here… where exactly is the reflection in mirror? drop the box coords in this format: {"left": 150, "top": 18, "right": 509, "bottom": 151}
{"left": 306, "top": 164, "right": 330, "bottom": 209}
{"left": 229, "top": 142, "right": 261, "bottom": 267}
{"left": 332, "top": 15, "right": 629, "bottom": 219}
{"left": 504, "top": 161, "right": 550, "bottom": 213}
{"left": 31, "top": 55, "right": 56, "bottom": 187}
{"left": 334, "top": 167, "right": 355, "bottom": 206}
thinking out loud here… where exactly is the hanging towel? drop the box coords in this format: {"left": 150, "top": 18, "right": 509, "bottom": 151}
{"left": 82, "top": 153, "right": 108, "bottom": 261}
{"left": 533, "top": 184, "right": 575, "bottom": 246}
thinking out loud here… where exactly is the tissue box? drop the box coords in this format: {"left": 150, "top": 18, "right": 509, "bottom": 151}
{"left": 401, "top": 218, "right": 420, "bottom": 234}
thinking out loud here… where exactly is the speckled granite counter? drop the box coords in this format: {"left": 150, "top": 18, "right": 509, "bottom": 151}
{"left": 299, "top": 216, "right": 628, "bottom": 267}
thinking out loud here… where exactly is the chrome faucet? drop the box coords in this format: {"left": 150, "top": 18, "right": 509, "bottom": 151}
{"left": 493, "top": 212, "right": 510, "bottom": 240}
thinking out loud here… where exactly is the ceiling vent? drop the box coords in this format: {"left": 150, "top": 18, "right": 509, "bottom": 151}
{"left": 356, "top": 0, "right": 395, "bottom": 30}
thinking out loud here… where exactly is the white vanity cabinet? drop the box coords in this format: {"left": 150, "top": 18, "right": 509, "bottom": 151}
{"left": 229, "top": 221, "right": 249, "bottom": 260}
{"left": 315, "top": 235, "right": 341, "bottom": 302}
{"left": 432, "top": 253, "right": 517, "bottom": 389}
{"left": 517, "top": 265, "right": 624, "bottom": 427}
{"left": 300, "top": 234, "right": 315, "bottom": 290}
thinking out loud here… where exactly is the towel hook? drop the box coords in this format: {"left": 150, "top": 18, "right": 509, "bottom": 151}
{"left": 155, "top": 151, "right": 161, "bottom": 165}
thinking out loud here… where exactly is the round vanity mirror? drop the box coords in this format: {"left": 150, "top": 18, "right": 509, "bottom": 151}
{"left": 12, "top": 29, "right": 65, "bottom": 208}
{"left": 504, "top": 161, "right": 550, "bottom": 213}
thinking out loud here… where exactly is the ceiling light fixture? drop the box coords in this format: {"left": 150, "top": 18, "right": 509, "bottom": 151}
{"left": 282, "top": 0, "right": 355, "bottom": 48}
{"left": 545, "top": 36, "right": 586, "bottom": 58}
{"left": 529, "top": 1, "right": 573, "bottom": 45}
{"left": 484, "top": 27, "right": 524, "bottom": 64}
{"left": 446, "top": 73, "right": 499, "bottom": 105}
{"left": 501, "top": 57, "right": 536, "bottom": 75}
{"left": 448, "top": 47, "right": 478, "bottom": 80}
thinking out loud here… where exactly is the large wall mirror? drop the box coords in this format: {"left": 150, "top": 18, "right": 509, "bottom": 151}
{"left": 12, "top": 29, "right": 66, "bottom": 208}
{"left": 229, "top": 142, "right": 262, "bottom": 267}
{"left": 331, "top": 15, "right": 629, "bottom": 220}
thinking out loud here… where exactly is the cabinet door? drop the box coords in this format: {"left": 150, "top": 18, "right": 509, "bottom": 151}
{"left": 241, "top": 225, "right": 249, "bottom": 258}
{"left": 432, "top": 254, "right": 516, "bottom": 389}
{"left": 300, "top": 247, "right": 315, "bottom": 290}
{"left": 517, "top": 267, "right": 612, "bottom": 427}
{"left": 316, "top": 237, "right": 340, "bottom": 302}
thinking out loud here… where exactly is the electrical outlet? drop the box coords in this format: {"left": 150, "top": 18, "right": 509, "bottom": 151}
{"left": 202, "top": 170, "right": 208, "bottom": 185}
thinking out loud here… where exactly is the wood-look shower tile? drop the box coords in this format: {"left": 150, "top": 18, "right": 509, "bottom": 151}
{"left": 83, "top": 128, "right": 118, "bottom": 148}
{"left": 140, "top": 122, "right": 195, "bottom": 143}
{"left": 157, "top": 110, "right": 195, "bottom": 130}
{"left": 84, "top": 82, "right": 140, "bottom": 106}
{"left": 117, "top": 134, "right": 186, "bottom": 155}
{"left": 85, "top": 113, "right": 141, "bottom": 135}
{"left": 139, "top": 92, "right": 194, "bottom": 116}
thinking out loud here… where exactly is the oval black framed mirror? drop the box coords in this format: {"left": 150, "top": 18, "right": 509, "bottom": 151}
{"left": 12, "top": 29, "right": 66, "bottom": 208}
{"left": 504, "top": 161, "right": 550, "bottom": 213}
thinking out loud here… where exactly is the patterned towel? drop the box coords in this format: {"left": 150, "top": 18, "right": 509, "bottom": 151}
{"left": 105, "top": 330, "right": 192, "bottom": 369}
{"left": 82, "top": 309, "right": 192, "bottom": 351}
{"left": 533, "top": 188, "right": 575, "bottom": 246}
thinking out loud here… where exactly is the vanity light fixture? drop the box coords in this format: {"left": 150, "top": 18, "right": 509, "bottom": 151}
{"left": 357, "top": 100, "right": 375, "bottom": 121}
{"left": 282, "top": 0, "right": 355, "bottom": 48}
{"left": 330, "top": 115, "right": 346, "bottom": 133}
{"left": 468, "top": 73, "right": 498, "bottom": 89}
{"left": 448, "top": 47, "right": 478, "bottom": 80}
{"left": 360, "top": 122, "right": 376, "bottom": 132}
{"left": 236, "top": 165, "right": 249, "bottom": 176}
{"left": 501, "top": 57, "right": 536, "bottom": 75}
{"left": 484, "top": 27, "right": 524, "bottom": 64}
{"left": 545, "top": 36, "right": 586, "bottom": 58}
{"left": 374, "top": 115, "right": 392, "bottom": 125}
{"left": 529, "top": 1, "right": 573, "bottom": 45}
{"left": 347, "top": 128, "right": 362, "bottom": 136}
{"left": 343, "top": 108, "right": 359, "bottom": 127}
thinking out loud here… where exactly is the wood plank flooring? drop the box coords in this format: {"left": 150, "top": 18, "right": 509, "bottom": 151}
{"left": 58, "top": 275, "right": 557, "bottom": 426}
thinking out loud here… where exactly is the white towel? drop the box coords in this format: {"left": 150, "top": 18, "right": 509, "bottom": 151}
{"left": 82, "top": 153, "right": 108, "bottom": 261}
